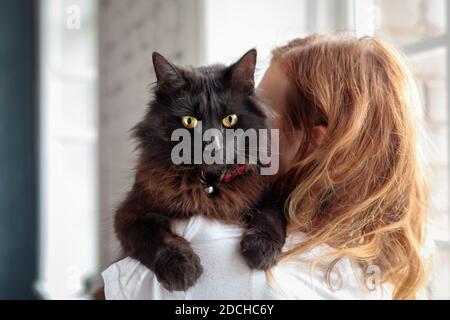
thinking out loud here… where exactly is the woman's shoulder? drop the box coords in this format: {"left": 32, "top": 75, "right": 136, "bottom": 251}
{"left": 102, "top": 219, "right": 394, "bottom": 300}
{"left": 267, "top": 231, "right": 393, "bottom": 300}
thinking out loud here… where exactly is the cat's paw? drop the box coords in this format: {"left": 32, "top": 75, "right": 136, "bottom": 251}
{"left": 240, "top": 229, "right": 283, "bottom": 270}
{"left": 154, "top": 239, "right": 203, "bottom": 291}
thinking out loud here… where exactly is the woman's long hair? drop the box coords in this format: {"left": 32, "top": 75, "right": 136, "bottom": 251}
{"left": 271, "top": 34, "right": 429, "bottom": 299}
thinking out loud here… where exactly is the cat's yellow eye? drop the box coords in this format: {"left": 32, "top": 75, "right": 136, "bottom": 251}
{"left": 181, "top": 116, "right": 198, "bottom": 129}
{"left": 222, "top": 114, "right": 238, "bottom": 128}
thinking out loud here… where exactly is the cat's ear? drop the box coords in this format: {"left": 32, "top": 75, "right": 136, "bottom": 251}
{"left": 152, "top": 52, "right": 183, "bottom": 84}
{"left": 227, "top": 49, "right": 257, "bottom": 91}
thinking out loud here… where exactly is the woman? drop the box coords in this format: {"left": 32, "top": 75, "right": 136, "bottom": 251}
{"left": 102, "top": 34, "right": 431, "bottom": 300}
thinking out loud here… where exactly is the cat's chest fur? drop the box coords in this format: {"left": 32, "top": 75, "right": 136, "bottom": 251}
{"left": 136, "top": 162, "right": 268, "bottom": 222}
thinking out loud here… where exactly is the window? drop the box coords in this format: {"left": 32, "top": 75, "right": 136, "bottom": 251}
{"left": 37, "top": 0, "right": 98, "bottom": 299}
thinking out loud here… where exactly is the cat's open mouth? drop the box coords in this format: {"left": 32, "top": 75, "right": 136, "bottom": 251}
{"left": 201, "top": 164, "right": 247, "bottom": 184}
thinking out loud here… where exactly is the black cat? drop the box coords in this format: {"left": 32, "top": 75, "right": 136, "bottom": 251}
{"left": 114, "top": 49, "right": 286, "bottom": 291}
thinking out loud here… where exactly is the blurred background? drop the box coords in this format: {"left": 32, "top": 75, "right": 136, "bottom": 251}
{"left": 0, "top": 0, "right": 448, "bottom": 299}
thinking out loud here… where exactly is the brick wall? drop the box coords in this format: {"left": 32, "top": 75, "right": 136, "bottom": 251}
{"left": 375, "top": 0, "right": 449, "bottom": 299}
{"left": 98, "top": 0, "right": 201, "bottom": 270}
{"left": 376, "top": 0, "right": 446, "bottom": 44}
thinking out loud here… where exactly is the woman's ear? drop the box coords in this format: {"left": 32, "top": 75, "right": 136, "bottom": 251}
{"left": 310, "top": 125, "right": 327, "bottom": 149}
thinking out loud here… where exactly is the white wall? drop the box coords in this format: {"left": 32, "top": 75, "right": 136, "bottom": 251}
{"left": 203, "top": 0, "right": 309, "bottom": 82}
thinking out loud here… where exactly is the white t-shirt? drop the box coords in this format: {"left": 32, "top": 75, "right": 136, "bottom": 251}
{"left": 102, "top": 216, "right": 392, "bottom": 300}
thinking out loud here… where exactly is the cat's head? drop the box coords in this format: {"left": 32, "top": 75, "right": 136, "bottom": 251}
{"left": 135, "top": 49, "right": 272, "bottom": 182}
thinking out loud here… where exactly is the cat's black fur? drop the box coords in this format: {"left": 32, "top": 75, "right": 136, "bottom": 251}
{"left": 114, "top": 49, "right": 286, "bottom": 291}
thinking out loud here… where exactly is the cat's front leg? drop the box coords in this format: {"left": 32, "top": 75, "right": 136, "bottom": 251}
{"left": 116, "top": 212, "right": 203, "bottom": 291}
{"left": 240, "top": 205, "right": 287, "bottom": 270}
{"left": 115, "top": 187, "right": 203, "bottom": 291}
{"left": 153, "top": 231, "right": 203, "bottom": 292}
